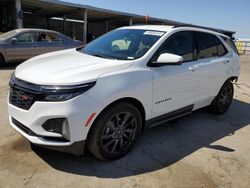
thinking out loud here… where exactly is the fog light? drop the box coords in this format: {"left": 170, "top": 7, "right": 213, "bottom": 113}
{"left": 42, "top": 118, "right": 70, "bottom": 140}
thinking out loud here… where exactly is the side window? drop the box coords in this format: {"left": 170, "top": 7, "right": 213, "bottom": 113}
{"left": 38, "top": 32, "right": 62, "bottom": 42}
{"left": 195, "top": 32, "right": 228, "bottom": 59}
{"left": 16, "top": 32, "right": 38, "bottom": 43}
{"left": 217, "top": 40, "right": 227, "bottom": 56}
{"left": 155, "top": 31, "right": 194, "bottom": 62}
{"left": 222, "top": 36, "right": 239, "bottom": 54}
{"left": 195, "top": 32, "right": 217, "bottom": 59}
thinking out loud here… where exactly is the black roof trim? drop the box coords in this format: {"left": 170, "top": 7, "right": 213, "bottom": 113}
{"left": 173, "top": 24, "right": 235, "bottom": 35}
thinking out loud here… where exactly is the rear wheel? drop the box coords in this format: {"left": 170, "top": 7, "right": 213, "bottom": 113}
{"left": 210, "top": 80, "right": 234, "bottom": 114}
{"left": 87, "top": 102, "right": 142, "bottom": 161}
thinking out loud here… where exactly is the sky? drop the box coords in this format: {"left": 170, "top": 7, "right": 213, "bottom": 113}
{"left": 62, "top": 0, "right": 250, "bottom": 39}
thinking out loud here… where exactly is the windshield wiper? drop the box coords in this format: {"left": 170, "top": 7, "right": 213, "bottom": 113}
{"left": 89, "top": 53, "right": 116, "bottom": 60}
{"left": 91, "top": 54, "right": 106, "bottom": 58}
{"left": 82, "top": 50, "right": 127, "bottom": 60}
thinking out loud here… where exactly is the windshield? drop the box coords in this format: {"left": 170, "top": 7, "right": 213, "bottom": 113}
{"left": 81, "top": 29, "right": 165, "bottom": 60}
{"left": 0, "top": 30, "right": 18, "bottom": 41}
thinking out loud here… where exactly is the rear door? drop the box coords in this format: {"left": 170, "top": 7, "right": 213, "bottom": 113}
{"left": 192, "top": 31, "right": 230, "bottom": 107}
{"left": 5, "top": 32, "right": 39, "bottom": 62}
{"left": 37, "top": 32, "right": 65, "bottom": 55}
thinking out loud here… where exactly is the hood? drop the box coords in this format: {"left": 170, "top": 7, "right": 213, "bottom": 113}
{"left": 15, "top": 49, "right": 133, "bottom": 85}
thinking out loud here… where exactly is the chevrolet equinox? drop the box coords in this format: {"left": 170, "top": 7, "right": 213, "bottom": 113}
{"left": 8, "top": 25, "right": 240, "bottom": 160}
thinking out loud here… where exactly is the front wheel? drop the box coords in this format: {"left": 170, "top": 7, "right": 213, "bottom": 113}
{"left": 210, "top": 80, "right": 234, "bottom": 114}
{"left": 87, "top": 103, "right": 142, "bottom": 161}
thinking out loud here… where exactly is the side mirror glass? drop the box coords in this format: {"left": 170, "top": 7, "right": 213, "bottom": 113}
{"left": 156, "top": 53, "right": 183, "bottom": 64}
{"left": 10, "top": 38, "right": 17, "bottom": 44}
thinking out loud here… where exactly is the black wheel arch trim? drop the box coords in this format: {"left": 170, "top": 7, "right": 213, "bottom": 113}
{"left": 215, "top": 76, "right": 237, "bottom": 96}
{"left": 85, "top": 97, "right": 146, "bottom": 148}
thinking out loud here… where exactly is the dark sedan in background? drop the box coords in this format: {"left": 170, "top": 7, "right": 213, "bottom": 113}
{"left": 0, "top": 28, "right": 83, "bottom": 66}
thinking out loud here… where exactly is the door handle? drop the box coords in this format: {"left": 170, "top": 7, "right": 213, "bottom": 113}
{"left": 189, "top": 65, "right": 198, "bottom": 72}
{"left": 223, "top": 59, "right": 230, "bottom": 64}
{"left": 32, "top": 44, "right": 37, "bottom": 47}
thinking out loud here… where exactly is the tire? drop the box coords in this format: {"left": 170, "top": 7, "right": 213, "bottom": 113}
{"left": 87, "top": 102, "right": 142, "bottom": 161}
{"left": 210, "top": 80, "right": 234, "bottom": 115}
{"left": 0, "top": 54, "right": 5, "bottom": 67}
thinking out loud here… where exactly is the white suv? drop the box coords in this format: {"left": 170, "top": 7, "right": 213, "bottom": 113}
{"left": 8, "top": 25, "right": 240, "bottom": 160}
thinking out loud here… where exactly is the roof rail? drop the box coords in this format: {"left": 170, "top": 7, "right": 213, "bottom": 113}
{"left": 173, "top": 24, "right": 235, "bottom": 36}
{"left": 174, "top": 24, "right": 219, "bottom": 32}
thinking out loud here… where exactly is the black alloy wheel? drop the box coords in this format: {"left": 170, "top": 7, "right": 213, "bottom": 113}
{"left": 210, "top": 80, "right": 234, "bottom": 114}
{"left": 87, "top": 102, "right": 142, "bottom": 160}
{"left": 100, "top": 112, "right": 138, "bottom": 155}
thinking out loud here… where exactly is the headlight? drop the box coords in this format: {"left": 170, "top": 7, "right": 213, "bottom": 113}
{"left": 43, "top": 92, "right": 83, "bottom": 101}
{"left": 8, "top": 72, "right": 95, "bottom": 102}
{"left": 41, "top": 82, "right": 96, "bottom": 101}
{"left": 9, "top": 72, "right": 16, "bottom": 87}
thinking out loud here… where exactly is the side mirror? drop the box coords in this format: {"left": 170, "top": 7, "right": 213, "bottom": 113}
{"left": 10, "top": 38, "right": 17, "bottom": 44}
{"left": 156, "top": 53, "right": 183, "bottom": 64}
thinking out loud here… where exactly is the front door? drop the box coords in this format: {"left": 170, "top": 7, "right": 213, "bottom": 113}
{"left": 151, "top": 31, "right": 199, "bottom": 118}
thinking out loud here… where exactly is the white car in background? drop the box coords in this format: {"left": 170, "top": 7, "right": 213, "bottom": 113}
{"left": 8, "top": 25, "right": 240, "bottom": 160}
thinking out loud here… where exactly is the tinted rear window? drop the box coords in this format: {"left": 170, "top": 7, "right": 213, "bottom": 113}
{"left": 195, "top": 32, "right": 227, "bottom": 59}
{"left": 222, "top": 36, "right": 239, "bottom": 54}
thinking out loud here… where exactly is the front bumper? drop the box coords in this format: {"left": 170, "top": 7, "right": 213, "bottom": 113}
{"left": 8, "top": 93, "right": 101, "bottom": 155}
